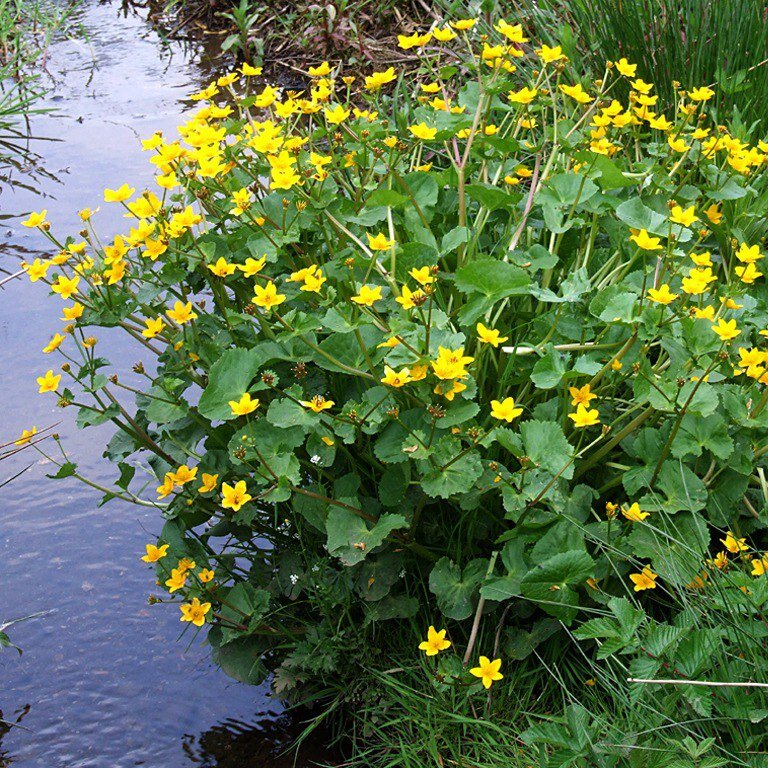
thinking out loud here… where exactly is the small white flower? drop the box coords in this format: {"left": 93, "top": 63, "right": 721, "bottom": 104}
{"left": 310, "top": 454, "right": 321, "bottom": 464}
{"left": 289, "top": 574, "right": 299, "bottom": 585}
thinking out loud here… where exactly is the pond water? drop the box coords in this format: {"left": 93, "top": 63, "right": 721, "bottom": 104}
{"left": 0, "top": 3, "right": 327, "bottom": 766}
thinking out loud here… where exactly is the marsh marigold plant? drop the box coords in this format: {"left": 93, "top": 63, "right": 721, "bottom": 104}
{"left": 20, "top": 14, "right": 768, "bottom": 760}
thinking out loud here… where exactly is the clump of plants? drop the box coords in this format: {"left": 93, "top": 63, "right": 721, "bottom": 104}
{"left": 20, "top": 15, "right": 768, "bottom": 765}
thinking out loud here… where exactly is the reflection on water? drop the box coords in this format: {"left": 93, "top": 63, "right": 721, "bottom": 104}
{"left": 0, "top": 2, "right": 329, "bottom": 766}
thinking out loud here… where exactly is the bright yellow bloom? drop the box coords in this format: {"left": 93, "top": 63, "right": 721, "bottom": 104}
{"left": 705, "top": 204, "right": 722, "bottom": 224}
{"left": 300, "top": 395, "right": 335, "bottom": 413}
{"left": 622, "top": 502, "right": 649, "bottom": 522}
{"left": 170, "top": 465, "right": 198, "bottom": 486}
{"left": 469, "top": 656, "right": 503, "bottom": 689}
{"left": 559, "top": 83, "right": 592, "bottom": 104}
{"left": 450, "top": 18, "right": 476, "bottom": 30}
{"left": 239, "top": 256, "right": 267, "bottom": 277}
{"left": 141, "top": 543, "right": 169, "bottom": 563}
{"left": 351, "top": 284, "right": 382, "bottom": 306}
{"left": 308, "top": 61, "right": 331, "bottom": 77}
{"left": 409, "top": 266, "right": 435, "bottom": 285}
{"left": 408, "top": 122, "right": 437, "bottom": 140}
{"left": 736, "top": 262, "right": 763, "bottom": 284}
{"left": 490, "top": 397, "right": 523, "bottom": 423}
{"left": 712, "top": 318, "right": 740, "bottom": 341}
{"left": 647, "top": 284, "right": 678, "bottom": 305}
{"left": 221, "top": 480, "right": 252, "bottom": 512}
{"left": 14, "top": 427, "right": 37, "bottom": 446}
{"left": 381, "top": 365, "right": 412, "bottom": 387}
{"left": 324, "top": 103, "right": 351, "bottom": 125}
{"left": 165, "top": 568, "right": 187, "bottom": 593}
{"left": 688, "top": 86, "right": 715, "bottom": 102}
{"left": 669, "top": 205, "right": 698, "bottom": 227}
{"left": 179, "top": 597, "right": 211, "bottom": 627}
{"left": 569, "top": 384, "right": 597, "bottom": 407}
{"left": 508, "top": 87, "right": 538, "bottom": 105}
{"left": 736, "top": 243, "right": 763, "bottom": 263}
{"left": 630, "top": 566, "right": 658, "bottom": 591}
{"left": 432, "top": 26, "right": 457, "bottom": 42}
{"left": 537, "top": 44, "right": 566, "bottom": 63}
{"left": 630, "top": 229, "right": 663, "bottom": 251}
{"left": 431, "top": 346, "right": 473, "bottom": 380}
{"left": 398, "top": 31, "right": 432, "bottom": 49}
{"left": 103, "top": 183, "right": 135, "bottom": 203}
{"left": 721, "top": 531, "right": 749, "bottom": 553}
{"left": 43, "top": 333, "right": 66, "bottom": 354}
{"left": 24, "top": 258, "right": 50, "bottom": 282}
{"left": 364, "top": 68, "right": 397, "bottom": 91}
{"left": 22, "top": 210, "right": 47, "bottom": 228}
{"left": 166, "top": 300, "right": 197, "bottom": 325}
{"left": 207, "top": 257, "right": 237, "bottom": 277}
{"left": 495, "top": 19, "right": 527, "bottom": 42}
{"left": 614, "top": 58, "right": 637, "bottom": 77}
{"left": 253, "top": 282, "right": 286, "bottom": 310}
{"left": 396, "top": 284, "right": 425, "bottom": 310}
{"left": 37, "top": 370, "right": 61, "bottom": 393}
{"left": 142, "top": 317, "right": 165, "bottom": 339}
{"left": 199, "top": 568, "right": 215, "bottom": 583}
{"left": 51, "top": 274, "right": 80, "bottom": 300}
{"left": 568, "top": 404, "right": 600, "bottom": 427}
{"left": 476, "top": 322, "right": 508, "bottom": 347}
{"left": 418, "top": 626, "right": 452, "bottom": 656}
{"left": 668, "top": 135, "right": 690, "bottom": 152}
{"left": 367, "top": 232, "right": 393, "bottom": 251}
{"left": 229, "top": 392, "right": 260, "bottom": 416}
{"left": 198, "top": 473, "right": 219, "bottom": 493}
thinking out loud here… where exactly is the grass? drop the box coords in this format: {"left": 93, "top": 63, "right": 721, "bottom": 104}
{"left": 518, "top": 0, "right": 768, "bottom": 131}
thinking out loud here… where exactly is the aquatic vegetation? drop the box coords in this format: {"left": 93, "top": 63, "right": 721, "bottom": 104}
{"left": 19, "top": 13, "right": 768, "bottom": 763}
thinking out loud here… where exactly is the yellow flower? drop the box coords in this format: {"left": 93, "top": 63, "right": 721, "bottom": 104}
{"left": 450, "top": 18, "right": 476, "bottom": 31}
{"left": 165, "top": 568, "right": 187, "bottom": 593}
{"left": 179, "top": 597, "right": 211, "bottom": 627}
{"left": 170, "top": 465, "right": 198, "bottom": 486}
{"left": 364, "top": 68, "right": 397, "bottom": 91}
{"left": 300, "top": 395, "right": 335, "bottom": 413}
{"left": 418, "top": 626, "right": 452, "bottom": 656}
{"left": 253, "top": 281, "right": 286, "bottom": 310}
{"left": 229, "top": 392, "right": 260, "bottom": 416}
{"left": 351, "top": 284, "right": 382, "bottom": 306}
{"left": 198, "top": 473, "right": 219, "bottom": 493}
{"left": 614, "top": 58, "right": 637, "bottom": 77}
{"left": 396, "top": 284, "right": 425, "bottom": 310}
{"left": 24, "top": 258, "right": 50, "bottom": 282}
{"left": 207, "top": 257, "right": 237, "bottom": 277}
{"left": 469, "top": 656, "right": 503, "bottom": 689}
{"left": 712, "top": 318, "right": 740, "bottom": 341}
{"left": 735, "top": 262, "right": 763, "bottom": 284}
{"left": 690, "top": 251, "right": 713, "bottom": 267}
{"left": 51, "top": 274, "right": 80, "bottom": 300}
{"left": 22, "top": 209, "right": 47, "bottom": 228}
{"left": 408, "top": 122, "right": 437, "bottom": 141}
{"left": 398, "top": 31, "right": 432, "bottom": 49}
{"left": 647, "top": 284, "right": 678, "bottom": 305}
{"left": 324, "top": 103, "right": 351, "bottom": 125}
{"left": 568, "top": 404, "right": 600, "bottom": 428}
{"left": 37, "top": 369, "right": 61, "bottom": 393}
{"left": 141, "top": 543, "right": 169, "bottom": 563}
{"left": 495, "top": 19, "right": 527, "bottom": 42}
{"left": 559, "top": 83, "right": 592, "bottom": 104}
{"left": 668, "top": 135, "right": 690, "bottom": 152}
{"left": 476, "top": 322, "right": 508, "bottom": 347}
{"left": 167, "top": 300, "right": 198, "bottom": 324}
{"left": 630, "top": 229, "right": 663, "bottom": 251}
{"left": 409, "top": 266, "right": 435, "bottom": 285}
{"left": 157, "top": 474, "right": 175, "bottom": 500}
{"left": 308, "top": 61, "right": 331, "bottom": 77}
{"left": 199, "top": 568, "right": 215, "bottom": 583}
{"left": 622, "top": 502, "right": 650, "bottom": 522}
{"left": 569, "top": 384, "right": 597, "bottom": 407}
{"left": 704, "top": 203, "right": 722, "bottom": 224}
{"left": 669, "top": 205, "right": 698, "bottom": 227}
{"left": 490, "top": 397, "right": 523, "bottom": 423}
{"left": 630, "top": 78, "right": 654, "bottom": 94}
{"left": 431, "top": 346, "right": 473, "bottom": 380}
{"left": 103, "top": 183, "right": 135, "bottom": 203}
{"left": 537, "top": 44, "right": 566, "bottom": 63}
{"left": 381, "top": 365, "right": 412, "bottom": 387}
{"left": 630, "top": 566, "right": 658, "bottom": 592}
{"left": 432, "top": 26, "right": 457, "bottom": 42}
{"left": 14, "top": 427, "right": 37, "bottom": 446}
{"left": 688, "top": 86, "right": 715, "bottom": 102}
{"left": 367, "top": 232, "right": 393, "bottom": 251}
{"left": 239, "top": 256, "right": 267, "bottom": 277}
{"left": 751, "top": 555, "right": 768, "bottom": 577}
{"left": 142, "top": 317, "right": 165, "bottom": 339}
{"left": 721, "top": 531, "right": 749, "bottom": 553}
{"left": 736, "top": 243, "right": 763, "bottom": 263}
{"left": 43, "top": 333, "right": 66, "bottom": 354}
{"left": 221, "top": 480, "right": 252, "bottom": 512}
{"left": 508, "top": 86, "right": 538, "bottom": 105}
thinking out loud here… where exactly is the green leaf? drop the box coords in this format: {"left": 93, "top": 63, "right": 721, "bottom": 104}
{"left": 429, "top": 557, "right": 487, "bottom": 620}
{"left": 198, "top": 344, "right": 282, "bottom": 420}
{"left": 326, "top": 509, "right": 406, "bottom": 566}
{"left": 420, "top": 449, "right": 483, "bottom": 499}
{"left": 615, "top": 197, "right": 669, "bottom": 235}
{"left": 520, "top": 420, "right": 574, "bottom": 480}
{"left": 521, "top": 550, "right": 595, "bottom": 623}
{"left": 671, "top": 413, "right": 733, "bottom": 460}
{"left": 454, "top": 260, "right": 530, "bottom": 300}
{"left": 465, "top": 183, "right": 517, "bottom": 211}
{"left": 530, "top": 346, "right": 568, "bottom": 389}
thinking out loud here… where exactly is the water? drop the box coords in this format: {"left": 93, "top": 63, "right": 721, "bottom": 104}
{"left": 0, "top": 3, "right": 327, "bottom": 766}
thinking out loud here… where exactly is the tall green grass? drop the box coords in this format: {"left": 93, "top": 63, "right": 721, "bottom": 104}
{"left": 517, "top": 0, "right": 768, "bottom": 130}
